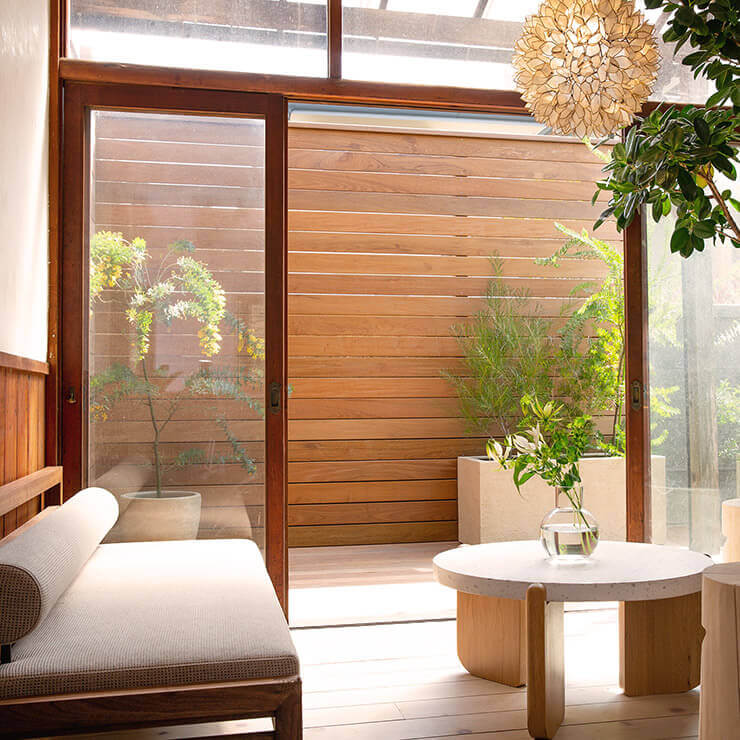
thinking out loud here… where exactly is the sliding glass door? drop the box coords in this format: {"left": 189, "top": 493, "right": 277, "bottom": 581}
{"left": 61, "top": 85, "right": 288, "bottom": 605}
{"left": 645, "top": 201, "right": 739, "bottom": 557}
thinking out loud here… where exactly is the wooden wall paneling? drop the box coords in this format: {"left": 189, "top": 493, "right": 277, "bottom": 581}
{"left": 286, "top": 125, "right": 616, "bottom": 546}
{"left": 0, "top": 360, "right": 48, "bottom": 537}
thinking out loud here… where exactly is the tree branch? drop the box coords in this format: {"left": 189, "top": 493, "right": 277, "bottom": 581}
{"left": 705, "top": 174, "right": 740, "bottom": 241}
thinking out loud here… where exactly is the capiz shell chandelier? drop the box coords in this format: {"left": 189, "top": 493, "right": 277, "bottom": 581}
{"left": 512, "top": 0, "right": 660, "bottom": 138}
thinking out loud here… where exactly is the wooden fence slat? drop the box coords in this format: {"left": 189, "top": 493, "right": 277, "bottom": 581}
{"left": 289, "top": 189, "right": 604, "bottom": 221}
{"left": 289, "top": 232, "right": 621, "bottom": 258}
{"left": 290, "top": 211, "right": 618, "bottom": 239}
{"left": 96, "top": 139, "right": 264, "bottom": 166}
{"left": 288, "top": 521, "right": 458, "bottom": 547}
{"left": 288, "top": 439, "right": 483, "bottom": 462}
{"left": 289, "top": 128, "right": 610, "bottom": 164}
{"left": 288, "top": 148, "right": 608, "bottom": 183}
{"left": 288, "top": 167, "right": 611, "bottom": 200}
{"left": 288, "top": 500, "right": 457, "bottom": 526}
{"left": 289, "top": 294, "right": 579, "bottom": 317}
{"left": 288, "top": 252, "right": 608, "bottom": 281}
{"left": 288, "top": 274, "right": 594, "bottom": 299}
{"left": 288, "top": 459, "right": 456, "bottom": 483}
{"left": 289, "top": 479, "right": 458, "bottom": 504}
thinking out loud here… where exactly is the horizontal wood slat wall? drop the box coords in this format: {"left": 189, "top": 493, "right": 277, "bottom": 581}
{"left": 287, "top": 125, "right": 614, "bottom": 546}
{"left": 90, "top": 114, "right": 613, "bottom": 548}
{"left": 0, "top": 362, "right": 46, "bottom": 536}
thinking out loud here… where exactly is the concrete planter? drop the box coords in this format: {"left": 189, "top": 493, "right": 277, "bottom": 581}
{"left": 458, "top": 455, "right": 666, "bottom": 544}
{"left": 105, "top": 490, "right": 202, "bottom": 543}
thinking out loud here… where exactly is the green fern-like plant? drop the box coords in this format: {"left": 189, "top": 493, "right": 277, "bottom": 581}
{"left": 443, "top": 259, "right": 555, "bottom": 439}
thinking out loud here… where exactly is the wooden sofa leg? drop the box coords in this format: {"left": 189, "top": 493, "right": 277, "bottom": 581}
{"left": 275, "top": 683, "right": 302, "bottom": 739}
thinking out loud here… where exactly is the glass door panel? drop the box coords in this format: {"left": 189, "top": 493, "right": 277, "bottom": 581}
{"left": 646, "top": 191, "right": 740, "bottom": 557}
{"left": 87, "top": 110, "right": 267, "bottom": 550}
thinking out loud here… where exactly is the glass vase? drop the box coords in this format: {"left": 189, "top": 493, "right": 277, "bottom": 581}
{"left": 539, "top": 485, "right": 599, "bottom": 562}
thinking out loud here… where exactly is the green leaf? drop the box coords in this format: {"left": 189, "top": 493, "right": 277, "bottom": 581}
{"left": 712, "top": 154, "right": 736, "bottom": 177}
{"left": 677, "top": 168, "right": 698, "bottom": 200}
{"left": 693, "top": 220, "right": 717, "bottom": 238}
{"left": 706, "top": 89, "right": 728, "bottom": 107}
{"left": 652, "top": 199, "right": 663, "bottom": 222}
{"left": 693, "top": 117, "right": 710, "bottom": 143}
{"left": 670, "top": 227, "right": 690, "bottom": 254}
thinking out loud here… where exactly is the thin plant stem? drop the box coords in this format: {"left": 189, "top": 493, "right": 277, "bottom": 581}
{"left": 141, "top": 358, "right": 163, "bottom": 497}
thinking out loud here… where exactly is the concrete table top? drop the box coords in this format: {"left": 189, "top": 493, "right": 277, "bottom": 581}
{"left": 433, "top": 540, "right": 713, "bottom": 602}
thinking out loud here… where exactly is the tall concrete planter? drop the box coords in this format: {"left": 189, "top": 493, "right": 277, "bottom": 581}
{"left": 458, "top": 455, "right": 666, "bottom": 544}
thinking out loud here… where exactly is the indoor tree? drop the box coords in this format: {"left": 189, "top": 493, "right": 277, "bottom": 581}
{"left": 593, "top": 0, "right": 739, "bottom": 258}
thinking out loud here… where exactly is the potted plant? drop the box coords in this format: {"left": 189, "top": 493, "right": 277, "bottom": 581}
{"left": 450, "top": 229, "right": 672, "bottom": 545}
{"left": 487, "top": 395, "right": 599, "bottom": 561}
{"left": 89, "top": 231, "right": 264, "bottom": 541}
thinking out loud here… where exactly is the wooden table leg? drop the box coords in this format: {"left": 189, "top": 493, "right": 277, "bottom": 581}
{"left": 526, "top": 584, "right": 564, "bottom": 740}
{"left": 457, "top": 591, "right": 527, "bottom": 686}
{"left": 619, "top": 591, "right": 703, "bottom": 697}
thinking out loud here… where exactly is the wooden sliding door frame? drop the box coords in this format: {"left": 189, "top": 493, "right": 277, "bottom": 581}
{"left": 52, "top": 3, "right": 657, "bottom": 567}
{"left": 624, "top": 210, "right": 650, "bottom": 542}
{"left": 60, "top": 82, "right": 289, "bottom": 608}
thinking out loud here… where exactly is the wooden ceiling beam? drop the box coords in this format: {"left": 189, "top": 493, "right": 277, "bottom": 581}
{"left": 59, "top": 58, "right": 529, "bottom": 116}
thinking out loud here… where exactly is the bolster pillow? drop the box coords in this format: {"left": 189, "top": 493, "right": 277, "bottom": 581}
{"left": 0, "top": 487, "right": 119, "bottom": 644}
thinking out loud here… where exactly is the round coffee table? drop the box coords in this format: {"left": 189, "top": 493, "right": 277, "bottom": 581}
{"left": 433, "top": 540, "right": 712, "bottom": 740}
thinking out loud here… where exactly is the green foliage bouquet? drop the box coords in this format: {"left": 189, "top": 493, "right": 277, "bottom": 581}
{"left": 486, "top": 395, "right": 594, "bottom": 496}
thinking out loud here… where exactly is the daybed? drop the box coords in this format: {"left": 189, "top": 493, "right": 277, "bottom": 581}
{"left": 0, "top": 487, "right": 301, "bottom": 738}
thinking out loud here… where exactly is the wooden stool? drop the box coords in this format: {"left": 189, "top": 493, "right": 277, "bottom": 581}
{"left": 699, "top": 563, "right": 740, "bottom": 739}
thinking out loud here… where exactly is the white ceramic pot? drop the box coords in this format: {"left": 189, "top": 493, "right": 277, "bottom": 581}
{"left": 105, "top": 490, "right": 202, "bottom": 543}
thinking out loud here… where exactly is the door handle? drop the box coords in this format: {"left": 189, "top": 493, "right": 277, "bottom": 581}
{"left": 630, "top": 380, "right": 643, "bottom": 411}
{"left": 65, "top": 387, "right": 78, "bottom": 404}
{"left": 269, "top": 382, "right": 282, "bottom": 414}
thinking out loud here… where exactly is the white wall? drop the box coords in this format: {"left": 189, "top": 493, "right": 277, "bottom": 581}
{"left": 0, "top": 0, "right": 49, "bottom": 362}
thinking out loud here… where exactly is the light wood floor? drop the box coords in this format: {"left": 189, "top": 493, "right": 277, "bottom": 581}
{"left": 59, "top": 543, "right": 700, "bottom": 739}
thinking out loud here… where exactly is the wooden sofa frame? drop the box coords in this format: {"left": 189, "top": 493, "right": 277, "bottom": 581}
{"left": 0, "top": 473, "right": 302, "bottom": 739}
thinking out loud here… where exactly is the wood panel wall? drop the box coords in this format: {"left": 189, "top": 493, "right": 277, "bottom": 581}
{"left": 286, "top": 125, "right": 617, "bottom": 546}
{"left": 0, "top": 358, "right": 46, "bottom": 536}
{"left": 89, "top": 114, "right": 615, "bottom": 548}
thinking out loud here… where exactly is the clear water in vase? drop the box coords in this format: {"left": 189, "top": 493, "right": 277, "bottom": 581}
{"left": 539, "top": 485, "right": 600, "bottom": 562}
{"left": 540, "top": 521, "right": 600, "bottom": 559}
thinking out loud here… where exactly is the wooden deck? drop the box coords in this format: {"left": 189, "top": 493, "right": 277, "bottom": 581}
{"left": 289, "top": 541, "right": 458, "bottom": 627}
{"left": 64, "top": 543, "right": 700, "bottom": 738}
